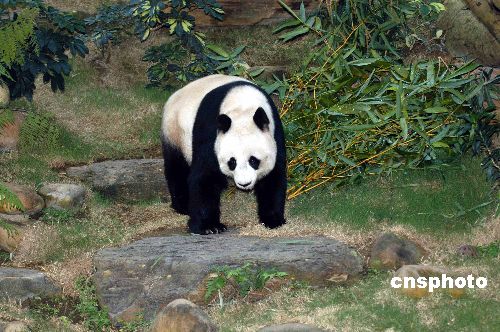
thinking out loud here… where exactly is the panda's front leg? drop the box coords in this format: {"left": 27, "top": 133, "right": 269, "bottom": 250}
{"left": 255, "top": 167, "right": 287, "bottom": 229}
{"left": 187, "top": 171, "right": 227, "bottom": 235}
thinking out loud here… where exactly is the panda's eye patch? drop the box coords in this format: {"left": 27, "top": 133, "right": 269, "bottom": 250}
{"left": 249, "top": 156, "right": 260, "bottom": 170}
{"left": 228, "top": 157, "right": 236, "bottom": 171}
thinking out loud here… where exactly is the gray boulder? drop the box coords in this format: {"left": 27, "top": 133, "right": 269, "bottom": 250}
{"left": 149, "top": 299, "right": 218, "bottom": 332}
{"left": 0, "top": 268, "right": 61, "bottom": 302}
{"left": 66, "top": 159, "right": 166, "bottom": 202}
{"left": 369, "top": 232, "right": 427, "bottom": 270}
{"left": 38, "top": 183, "right": 87, "bottom": 211}
{"left": 93, "top": 235, "right": 363, "bottom": 323}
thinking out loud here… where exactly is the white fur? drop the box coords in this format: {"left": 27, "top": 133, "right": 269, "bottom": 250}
{"left": 215, "top": 85, "right": 276, "bottom": 190}
{"left": 162, "top": 74, "right": 277, "bottom": 190}
{"left": 162, "top": 74, "right": 247, "bottom": 163}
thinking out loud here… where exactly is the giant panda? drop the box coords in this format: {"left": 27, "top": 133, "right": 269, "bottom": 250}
{"left": 161, "top": 74, "right": 287, "bottom": 235}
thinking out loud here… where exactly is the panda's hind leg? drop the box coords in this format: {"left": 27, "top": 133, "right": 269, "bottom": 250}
{"left": 162, "top": 139, "right": 190, "bottom": 215}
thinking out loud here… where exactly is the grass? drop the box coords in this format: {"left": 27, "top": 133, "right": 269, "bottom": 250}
{"left": 38, "top": 215, "right": 125, "bottom": 263}
{"left": 291, "top": 156, "right": 496, "bottom": 233}
{"left": 209, "top": 257, "right": 500, "bottom": 331}
{"left": 0, "top": 153, "right": 58, "bottom": 185}
{"left": 31, "top": 56, "right": 169, "bottom": 162}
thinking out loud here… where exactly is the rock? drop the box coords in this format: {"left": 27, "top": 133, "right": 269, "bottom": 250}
{"left": 0, "top": 82, "right": 9, "bottom": 107}
{"left": 394, "top": 265, "right": 466, "bottom": 299}
{"left": 94, "top": 235, "right": 363, "bottom": 323}
{"left": 258, "top": 323, "right": 326, "bottom": 332}
{"left": 0, "top": 213, "right": 30, "bottom": 225}
{"left": 38, "top": 183, "right": 87, "bottom": 211}
{"left": 0, "top": 268, "right": 61, "bottom": 302}
{"left": 66, "top": 159, "right": 166, "bottom": 202}
{"left": 0, "top": 110, "right": 26, "bottom": 153}
{"left": 0, "top": 221, "right": 24, "bottom": 252}
{"left": 456, "top": 244, "right": 479, "bottom": 258}
{"left": 193, "top": 0, "right": 318, "bottom": 26}
{"left": 0, "top": 183, "right": 41, "bottom": 251}
{"left": 150, "top": 299, "right": 217, "bottom": 332}
{"left": 369, "top": 232, "right": 426, "bottom": 270}
{"left": 0, "top": 183, "right": 44, "bottom": 216}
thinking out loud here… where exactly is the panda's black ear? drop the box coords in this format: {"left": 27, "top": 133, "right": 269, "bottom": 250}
{"left": 217, "top": 114, "right": 232, "bottom": 133}
{"left": 253, "top": 107, "right": 269, "bottom": 131}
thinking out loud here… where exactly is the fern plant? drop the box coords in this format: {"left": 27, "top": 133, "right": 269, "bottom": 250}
{"left": 18, "top": 111, "right": 61, "bottom": 152}
{"left": 0, "top": 7, "right": 38, "bottom": 79}
{"left": 0, "top": 182, "right": 25, "bottom": 213}
{"left": 0, "top": 108, "right": 15, "bottom": 128}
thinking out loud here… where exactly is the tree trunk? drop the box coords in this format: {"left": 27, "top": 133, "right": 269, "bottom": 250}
{"left": 462, "top": 0, "right": 500, "bottom": 40}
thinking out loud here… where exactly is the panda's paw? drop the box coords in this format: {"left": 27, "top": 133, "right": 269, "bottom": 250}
{"left": 188, "top": 220, "right": 227, "bottom": 235}
{"left": 212, "top": 222, "right": 227, "bottom": 233}
{"left": 261, "top": 215, "right": 286, "bottom": 229}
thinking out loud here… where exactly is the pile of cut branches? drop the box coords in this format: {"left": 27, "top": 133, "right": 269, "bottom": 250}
{"left": 266, "top": 1, "right": 499, "bottom": 199}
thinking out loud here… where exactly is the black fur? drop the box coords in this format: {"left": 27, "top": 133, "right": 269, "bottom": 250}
{"left": 162, "top": 80, "right": 287, "bottom": 234}
{"left": 253, "top": 107, "right": 270, "bottom": 131}
{"left": 161, "top": 137, "right": 190, "bottom": 215}
{"left": 217, "top": 114, "right": 231, "bottom": 133}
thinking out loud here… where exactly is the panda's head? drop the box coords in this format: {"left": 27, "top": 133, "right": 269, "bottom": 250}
{"left": 215, "top": 107, "right": 277, "bottom": 191}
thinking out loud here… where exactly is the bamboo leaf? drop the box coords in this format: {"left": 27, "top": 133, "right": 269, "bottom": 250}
{"left": 273, "top": 18, "right": 301, "bottom": 33}
{"left": 400, "top": 117, "right": 408, "bottom": 139}
{"left": 206, "top": 44, "right": 229, "bottom": 57}
{"left": 278, "top": 26, "right": 310, "bottom": 41}
{"left": 424, "top": 106, "right": 448, "bottom": 114}
{"left": 445, "top": 61, "right": 480, "bottom": 80}
{"left": 338, "top": 155, "right": 356, "bottom": 167}
{"left": 278, "top": 0, "right": 301, "bottom": 21}
{"left": 299, "top": 2, "right": 306, "bottom": 21}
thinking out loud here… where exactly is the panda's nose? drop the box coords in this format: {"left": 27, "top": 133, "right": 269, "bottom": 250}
{"left": 238, "top": 182, "right": 251, "bottom": 188}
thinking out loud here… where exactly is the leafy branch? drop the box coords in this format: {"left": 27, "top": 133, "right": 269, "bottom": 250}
{"left": 265, "top": 1, "right": 498, "bottom": 199}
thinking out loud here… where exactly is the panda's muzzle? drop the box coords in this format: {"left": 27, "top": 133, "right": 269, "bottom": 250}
{"left": 238, "top": 182, "right": 252, "bottom": 188}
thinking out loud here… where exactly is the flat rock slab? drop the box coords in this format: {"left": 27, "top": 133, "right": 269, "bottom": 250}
{"left": 258, "top": 323, "right": 326, "bottom": 332}
{"left": 94, "top": 235, "right": 363, "bottom": 323}
{"left": 66, "top": 159, "right": 166, "bottom": 202}
{"left": 0, "top": 268, "right": 61, "bottom": 302}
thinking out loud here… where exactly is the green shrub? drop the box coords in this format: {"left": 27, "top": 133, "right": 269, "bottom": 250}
{"left": 75, "top": 277, "right": 112, "bottom": 331}
{"left": 265, "top": 1, "right": 498, "bottom": 198}
{"left": 0, "top": 0, "right": 88, "bottom": 100}
{"left": 477, "top": 241, "right": 500, "bottom": 258}
{"left": 205, "top": 263, "right": 288, "bottom": 303}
